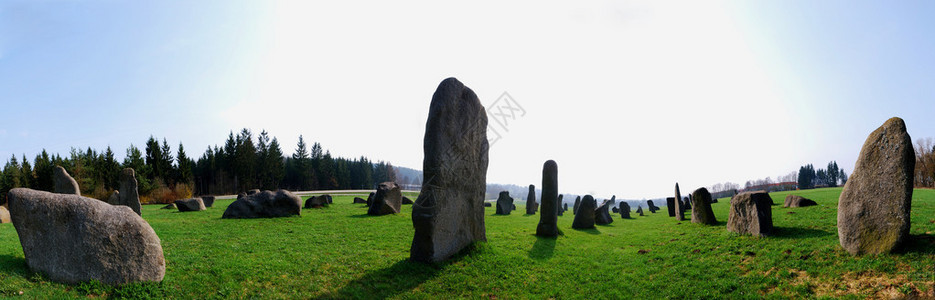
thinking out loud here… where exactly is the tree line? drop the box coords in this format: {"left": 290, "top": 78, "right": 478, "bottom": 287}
{"left": 915, "top": 138, "right": 935, "bottom": 188}
{"left": 797, "top": 161, "right": 847, "bottom": 190}
{"left": 0, "top": 129, "right": 400, "bottom": 204}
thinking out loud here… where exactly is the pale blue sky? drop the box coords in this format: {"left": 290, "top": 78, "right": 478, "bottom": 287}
{"left": 1, "top": 1, "right": 933, "bottom": 199}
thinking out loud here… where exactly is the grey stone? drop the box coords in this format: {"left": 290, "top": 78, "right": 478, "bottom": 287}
{"left": 175, "top": 198, "right": 206, "bottom": 212}
{"left": 784, "top": 195, "right": 817, "bottom": 208}
{"left": 557, "top": 195, "right": 565, "bottom": 217}
{"left": 53, "top": 166, "right": 80, "bottom": 195}
{"left": 0, "top": 205, "right": 10, "bottom": 223}
{"left": 573, "top": 196, "right": 581, "bottom": 215}
{"left": 536, "top": 160, "right": 559, "bottom": 237}
{"left": 619, "top": 202, "right": 631, "bottom": 219}
{"left": 727, "top": 191, "right": 773, "bottom": 237}
{"left": 666, "top": 197, "right": 676, "bottom": 217}
{"left": 222, "top": 189, "right": 302, "bottom": 219}
{"left": 838, "top": 117, "right": 914, "bottom": 255}
{"left": 572, "top": 195, "right": 596, "bottom": 229}
{"left": 595, "top": 199, "right": 614, "bottom": 225}
{"left": 612, "top": 207, "right": 619, "bottom": 213}
{"left": 247, "top": 189, "right": 260, "bottom": 195}
{"left": 201, "top": 195, "right": 215, "bottom": 208}
{"left": 495, "top": 191, "right": 514, "bottom": 215}
{"left": 410, "top": 77, "right": 489, "bottom": 263}
{"left": 637, "top": 205, "right": 644, "bottom": 216}
{"left": 369, "top": 182, "right": 402, "bottom": 215}
{"left": 304, "top": 195, "right": 329, "bottom": 208}
{"left": 674, "top": 183, "right": 685, "bottom": 221}
{"left": 367, "top": 192, "right": 375, "bottom": 207}
{"left": 7, "top": 188, "right": 164, "bottom": 284}
{"left": 353, "top": 197, "right": 367, "bottom": 204}
{"left": 116, "top": 168, "right": 141, "bottom": 215}
{"left": 690, "top": 187, "right": 717, "bottom": 225}
{"left": 484, "top": 202, "right": 492, "bottom": 207}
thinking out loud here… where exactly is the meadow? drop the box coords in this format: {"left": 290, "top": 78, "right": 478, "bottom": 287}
{"left": 0, "top": 188, "right": 932, "bottom": 299}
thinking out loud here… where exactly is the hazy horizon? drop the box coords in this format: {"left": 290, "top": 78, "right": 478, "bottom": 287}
{"left": 2, "top": 1, "right": 934, "bottom": 199}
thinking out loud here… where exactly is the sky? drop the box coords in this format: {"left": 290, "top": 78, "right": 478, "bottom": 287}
{"left": 1, "top": 1, "right": 934, "bottom": 199}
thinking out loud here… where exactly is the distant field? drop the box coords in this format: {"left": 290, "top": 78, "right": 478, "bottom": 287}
{"left": 0, "top": 188, "right": 932, "bottom": 298}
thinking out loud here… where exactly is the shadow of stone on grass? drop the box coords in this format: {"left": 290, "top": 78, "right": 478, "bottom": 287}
{"left": 528, "top": 235, "right": 556, "bottom": 260}
{"left": 894, "top": 234, "right": 935, "bottom": 255}
{"left": 572, "top": 227, "right": 601, "bottom": 235}
{"left": 0, "top": 254, "right": 30, "bottom": 278}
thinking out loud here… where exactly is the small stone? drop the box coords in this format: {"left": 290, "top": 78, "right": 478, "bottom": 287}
{"left": 783, "top": 195, "right": 817, "bottom": 208}
{"left": 572, "top": 195, "right": 597, "bottom": 229}
{"left": 222, "top": 190, "right": 302, "bottom": 219}
{"left": 495, "top": 191, "right": 514, "bottom": 215}
{"left": 368, "top": 182, "right": 402, "bottom": 216}
{"left": 175, "top": 198, "right": 206, "bottom": 212}
{"left": 727, "top": 191, "right": 773, "bottom": 237}
{"left": 52, "top": 166, "right": 80, "bottom": 195}
{"left": 201, "top": 195, "right": 215, "bottom": 208}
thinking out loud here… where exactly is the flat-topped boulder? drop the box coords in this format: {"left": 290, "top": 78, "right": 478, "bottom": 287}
{"left": 838, "top": 117, "right": 915, "bottom": 255}
{"left": 7, "top": 188, "right": 164, "bottom": 284}
{"left": 572, "top": 195, "right": 597, "bottom": 229}
{"left": 222, "top": 189, "right": 302, "bottom": 219}
{"left": 368, "top": 182, "right": 402, "bottom": 215}
{"left": 410, "top": 77, "right": 489, "bottom": 263}
{"left": 690, "top": 187, "right": 717, "bottom": 225}
{"left": 53, "top": 166, "right": 80, "bottom": 195}
{"left": 727, "top": 191, "right": 773, "bottom": 237}
{"left": 175, "top": 198, "right": 206, "bottom": 212}
{"left": 495, "top": 191, "right": 514, "bottom": 215}
{"left": 304, "top": 195, "right": 330, "bottom": 209}
{"left": 353, "top": 197, "right": 367, "bottom": 204}
{"left": 784, "top": 195, "right": 816, "bottom": 208}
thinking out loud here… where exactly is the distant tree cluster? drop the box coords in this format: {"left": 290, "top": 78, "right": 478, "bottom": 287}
{"left": 914, "top": 138, "right": 935, "bottom": 188}
{"left": 797, "top": 161, "right": 847, "bottom": 190}
{"left": 0, "top": 129, "right": 401, "bottom": 204}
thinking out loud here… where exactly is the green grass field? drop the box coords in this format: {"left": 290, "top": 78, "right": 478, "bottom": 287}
{"left": 0, "top": 187, "right": 933, "bottom": 299}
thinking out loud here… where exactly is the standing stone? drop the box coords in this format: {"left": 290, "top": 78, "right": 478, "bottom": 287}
{"left": 107, "top": 191, "right": 119, "bottom": 205}
{"left": 572, "top": 195, "right": 597, "bottom": 229}
{"left": 222, "top": 190, "right": 302, "bottom": 219}
{"left": 353, "top": 197, "right": 367, "bottom": 204}
{"left": 557, "top": 195, "right": 565, "bottom": 216}
{"left": 368, "top": 182, "right": 402, "bottom": 215}
{"left": 536, "top": 160, "right": 559, "bottom": 237}
{"left": 175, "top": 198, "right": 206, "bottom": 212}
{"left": 53, "top": 166, "right": 80, "bottom": 195}
{"left": 573, "top": 196, "right": 581, "bottom": 215}
{"left": 367, "top": 192, "right": 375, "bottom": 207}
{"left": 647, "top": 200, "right": 658, "bottom": 213}
{"left": 484, "top": 202, "right": 492, "bottom": 207}
{"left": 783, "top": 195, "right": 817, "bottom": 208}
{"left": 117, "top": 168, "right": 141, "bottom": 216}
{"left": 7, "top": 188, "right": 164, "bottom": 284}
{"left": 495, "top": 191, "right": 514, "bottom": 215}
{"left": 323, "top": 194, "right": 333, "bottom": 204}
{"left": 201, "top": 195, "right": 215, "bottom": 208}
{"left": 666, "top": 197, "right": 676, "bottom": 217}
{"left": 612, "top": 207, "right": 619, "bottom": 213}
{"left": 525, "top": 184, "right": 538, "bottom": 215}
{"left": 595, "top": 199, "right": 614, "bottom": 225}
{"left": 0, "top": 205, "right": 10, "bottom": 223}
{"left": 838, "top": 117, "right": 915, "bottom": 255}
{"left": 727, "top": 191, "right": 773, "bottom": 237}
{"left": 410, "top": 77, "right": 489, "bottom": 263}
{"left": 690, "top": 187, "right": 717, "bottom": 225}
{"left": 684, "top": 195, "right": 693, "bottom": 210}
{"left": 637, "top": 206, "right": 644, "bottom": 216}
{"left": 674, "top": 183, "right": 685, "bottom": 221}
{"left": 619, "top": 202, "right": 631, "bottom": 219}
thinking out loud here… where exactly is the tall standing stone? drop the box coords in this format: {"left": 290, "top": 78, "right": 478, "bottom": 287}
{"left": 727, "top": 191, "right": 773, "bottom": 237}
{"left": 573, "top": 196, "right": 581, "bottom": 215}
{"left": 572, "top": 195, "right": 597, "bottom": 229}
{"left": 53, "top": 166, "right": 80, "bottom": 195}
{"left": 525, "top": 184, "right": 538, "bottom": 214}
{"left": 117, "top": 168, "right": 141, "bottom": 216}
{"left": 674, "top": 183, "right": 685, "bottom": 221}
{"left": 369, "top": 182, "right": 402, "bottom": 216}
{"left": 666, "top": 197, "right": 676, "bottom": 217}
{"left": 495, "top": 191, "right": 514, "bottom": 215}
{"left": 557, "top": 195, "right": 565, "bottom": 216}
{"left": 838, "top": 117, "right": 915, "bottom": 255}
{"left": 536, "top": 160, "right": 559, "bottom": 237}
{"left": 647, "top": 200, "right": 658, "bottom": 213}
{"left": 410, "top": 77, "right": 489, "bottom": 263}
{"left": 7, "top": 188, "right": 164, "bottom": 284}
{"left": 690, "top": 187, "right": 717, "bottom": 225}
{"left": 637, "top": 206, "right": 644, "bottom": 216}
{"left": 619, "top": 202, "right": 631, "bottom": 219}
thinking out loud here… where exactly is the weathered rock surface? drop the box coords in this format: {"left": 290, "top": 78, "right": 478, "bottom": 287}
{"left": 838, "top": 117, "right": 915, "bottom": 255}
{"left": 175, "top": 198, "right": 206, "bottom": 212}
{"left": 595, "top": 199, "right": 614, "bottom": 225}
{"left": 53, "top": 166, "right": 80, "bottom": 195}
{"left": 116, "top": 168, "right": 141, "bottom": 215}
{"left": 201, "top": 195, "right": 215, "bottom": 208}
{"left": 107, "top": 191, "right": 119, "bottom": 205}
{"left": 369, "top": 182, "right": 402, "bottom": 216}
{"left": 619, "top": 202, "right": 631, "bottom": 219}
{"left": 690, "top": 187, "right": 717, "bottom": 225}
{"left": 666, "top": 197, "right": 676, "bottom": 217}
{"left": 495, "top": 191, "right": 514, "bottom": 215}
{"left": 536, "top": 160, "right": 559, "bottom": 237}
{"left": 304, "top": 195, "right": 330, "bottom": 208}
{"left": 0, "top": 205, "right": 10, "bottom": 223}
{"left": 674, "top": 183, "right": 685, "bottom": 221}
{"left": 7, "top": 188, "right": 165, "bottom": 284}
{"left": 783, "top": 195, "right": 817, "bottom": 208}
{"left": 222, "top": 189, "right": 302, "bottom": 219}
{"left": 247, "top": 189, "right": 260, "bottom": 195}
{"left": 572, "top": 195, "right": 597, "bottom": 229}
{"left": 727, "top": 191, "right": 773, "bottom": 237}
{"left": 410, "top": 77, "right": 489, "bottom": 263}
